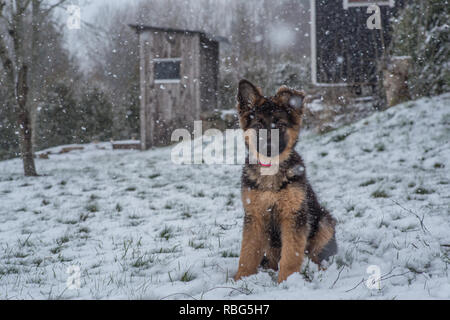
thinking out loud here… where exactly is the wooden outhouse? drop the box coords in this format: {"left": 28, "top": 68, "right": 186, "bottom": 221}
{"left": 129, "top": 25, "right": 227, "bottom": 149}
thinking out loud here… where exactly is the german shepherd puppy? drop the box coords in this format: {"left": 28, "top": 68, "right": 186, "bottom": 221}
{"left": 234, "top": 80, "right": 337, "bottom": 283}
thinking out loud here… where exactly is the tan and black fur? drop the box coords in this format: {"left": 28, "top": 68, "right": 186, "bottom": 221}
{"left": 234, "top": 80, "right": 337, "bottom": 283}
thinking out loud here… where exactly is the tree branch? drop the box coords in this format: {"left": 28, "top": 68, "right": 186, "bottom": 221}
{"left": 16, "top": 0, "right": 32, "bottom": 14}
{"left": 0, "top": 1, "right": 10, "bottom": 27}
{"left": 41, "top": 0, "right": 67, "bottom": 16}
{"left": 0, "top": 32, "right": 15, "bottom": 91}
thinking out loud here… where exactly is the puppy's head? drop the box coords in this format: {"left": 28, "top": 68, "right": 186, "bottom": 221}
{"left": 236, "top": 79, "right": 305, "bottom": 164}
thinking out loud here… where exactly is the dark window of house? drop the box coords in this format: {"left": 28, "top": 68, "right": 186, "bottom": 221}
{"left": 154, "top": 59, "right": 181, "bottom": 82}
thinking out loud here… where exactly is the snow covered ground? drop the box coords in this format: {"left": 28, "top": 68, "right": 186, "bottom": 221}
{"left": 0, "top": 94, "right": 449, "bottom": 299}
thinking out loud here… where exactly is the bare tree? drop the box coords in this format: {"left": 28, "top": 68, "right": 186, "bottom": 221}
{"left": 0, "top": 0, "right": 67, "bottom": 176}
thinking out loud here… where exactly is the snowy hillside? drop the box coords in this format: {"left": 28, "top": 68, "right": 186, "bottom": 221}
{"left": 0, "top": 94, "right": 449, "bottom": 299}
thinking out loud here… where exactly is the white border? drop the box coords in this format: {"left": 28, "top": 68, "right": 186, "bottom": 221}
{"left": 343, "top": 0, "right": 395, "bottom": 10}
{"left": 153, "top": 57, "right": 182, "bottom": 83}
{"left": 310, "top": 0, "right": 349, "bottom": 87}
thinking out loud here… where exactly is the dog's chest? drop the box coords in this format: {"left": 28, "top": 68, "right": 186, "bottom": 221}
{"left": 242, "top": 188, "right": 277, "bottom": 220}
{"left": 247, "top": 167, "right": 290, "bottom": 191}
{"left": 241, "top": 185, "right": 305, "bottom": 221}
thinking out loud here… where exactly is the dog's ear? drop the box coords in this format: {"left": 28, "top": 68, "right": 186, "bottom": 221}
{"left": 237, "top": 79, "right": 262, "bottom": 113}
{"left": 276, "top": 86, "right": 305, "bottom": 115}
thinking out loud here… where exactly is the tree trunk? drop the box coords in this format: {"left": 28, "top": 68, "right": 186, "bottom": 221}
{"left": 18, "top": 110, "right": 37, "bottom": 176}
{"left": 383, "top": 56, "right": 411, "bottom": 107}
{"left": 16, "top": 65, "right": 37, "bottom": 176}
{"left": 30, "top": 0, "right": 41, "bottom": 152}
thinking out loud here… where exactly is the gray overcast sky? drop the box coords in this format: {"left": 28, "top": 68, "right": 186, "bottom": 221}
{"left": 63, "top": 0, "right": 132, "bottom": 68}
{"left": 80, "top": 0, "right": 128, "bottom": 20}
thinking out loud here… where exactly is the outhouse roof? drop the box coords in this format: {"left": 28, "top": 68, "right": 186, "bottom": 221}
{"left": 129, "top": 24, "right": 229, "bottom": 44}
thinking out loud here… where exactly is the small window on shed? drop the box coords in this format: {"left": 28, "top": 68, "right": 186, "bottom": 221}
{"left": 153, "top": 58, "right": 181, "bottom": 83}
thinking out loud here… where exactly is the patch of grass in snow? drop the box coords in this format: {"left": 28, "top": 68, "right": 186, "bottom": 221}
{"left": 400, "top": 224, "right": 418, "bottom": 232}
{"left": 41, "top": 199, "right": 50, "bottom": 206}
{"left": 131, "top": 254, "right": 154, "bottom": 269}
{"left": 345, "top": 204, "right": 355, "bottom": 213}
{"left": 27, "top": 275, "right": 45, "bottom": 285}
{"left": 56, "top": 235, "right": 70, "bottom": 245}
{"left": 50, "top": 245, "right": 63, "bottom": 255}
{"left": 354, "top": 211, "right": 363, "bottom": 218}
{"left": 330, "top": 131, "right": 352, "bottom": 143}
{"left": 378, "top": 219, "right": 390, "bottom": 229}
{"left": 159, "top": 226, "right": 174, "bottom": 240}
{"left": 125, "top": 186, "right": 137, "bottom": 192}
{"left": 193, "top": 191, "right": 205, "bottom": 198}
{"left": 441, "top": 251, "right": 450, "bottom": 265}
{"left": 152, "top": 245, "right": 180, "bottom": 254}
{"left": 148, "top": 173, "right": 161, "bottom": 179}
{"left": 128, "top": 213, "right": 143, "bottom": 227}
{"left": 177, "top": 205, "right": 193, "bottom": 218}
{"left": 300, "top": 261, "right": 314, "bottom": 282}
{"left": 371, "top": 189, "right": 389, "bottom": 198}
{"left": 57, "top": 253, "right": 73, "bottom": 263}
{"left": 180, "top": 270, "right": 196, "bottom": 282}
{"left": 19, "top": 183, "right": 31, "bottom": 187}
{"left": 405, "top": 261, "right": 430, "bottom": 275}
{"left": 32, "top": 257, "right": 43, "bottom": 267}
{"left": 152, "top": 182, "right": 168, "bottom": 188}
{"left": 89, "top": 194, "right": 100, "bottom": 200}
{"left": 433, "top": 162, "right": 444, "bottom": 169}
{"left": 82, "top": 186, "right": 98, "bottom": 192}
{"left": 414, "top": 187, "right": 434, "bottom": 195}
{"left": 226, "top": 193, "right": 235, "bottom": 206}
{"left": 441, "top": 113, "right": 450, "bottom": 125}
{"left": 78, "top": 227, "right": 90, "bottom": 234}
{"left": 129, "top": 220, "right": 143, "bottom": 227}
{"left": 188, "top": 239, "right": 205, "bottom": 250}
{"left": 17, "top": 235, "right": 33, "bottom": 248}
{"left": 164, "top": 202, "right": 175, "bottom": 209}
{"left": 375, "top": 143, "right": 386, "bottom": 152}
{"left": 79, "top": 212, "right": 92, "bottom": 222}
{"left": 128, "top": 213, "right": 141, "bottom": 220}
{"left": 221, "top": 250, "right": 239, "bottom": 258}
{"left": 181, "top": 210, "right": 192, "bottom": 219}
{"left": 359, "top": 179, "right": 376, "bottom": 187}
{"left": 85, "top": 203, "right": 99, "bottom": 213}
{"left": 13, "top": 251, "right": 29, "bottom": 259}
{"left": 115, "top": 203, "right": 123, "bottom": 212}
{"left": 59, "top": 217, "right": 78, "bottom": 225}
{"left": 0, "top": 266, "right": 19, "bottom": 276}
{"left": 408, "top": 182, "right": 416, "bottom": 188}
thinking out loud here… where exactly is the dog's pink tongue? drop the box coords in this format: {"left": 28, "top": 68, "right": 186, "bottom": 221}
{"left": 259, "top": 161, "right": 272, "bottom": 167}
